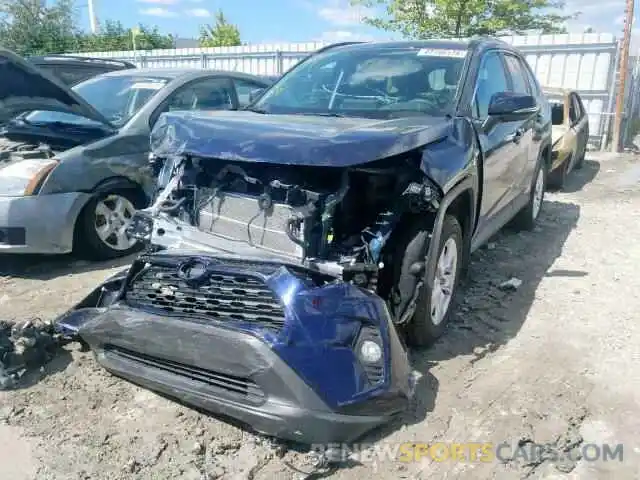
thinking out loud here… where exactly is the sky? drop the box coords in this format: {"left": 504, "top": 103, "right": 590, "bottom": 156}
{"left": 75, "top": 0, "right": 637, "bottom": 45}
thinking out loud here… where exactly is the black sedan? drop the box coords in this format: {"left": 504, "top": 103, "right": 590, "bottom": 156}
{"left": 0, "top": 49, "right": 273, "bottom": 259}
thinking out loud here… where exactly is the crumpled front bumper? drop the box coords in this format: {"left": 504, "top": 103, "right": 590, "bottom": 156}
{"left": 55, "top": 251, "right": 415, "bottom": 445}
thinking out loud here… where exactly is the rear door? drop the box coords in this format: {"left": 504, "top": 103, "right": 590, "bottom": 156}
{"left": 501, "top": 52, "right": 537, "bottom": 197}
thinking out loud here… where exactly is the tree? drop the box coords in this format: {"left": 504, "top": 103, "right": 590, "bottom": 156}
{"left": 77, "top": 20, "right": 174, "bottom": 52}
{"left": 350, "top": 0, "right": 577, "bottom": 39}
{"left": 0, "top": 0, "right": 82, "bottom": 55}
{"left": 199, "top": 10, "right": 241, "bottom": 47}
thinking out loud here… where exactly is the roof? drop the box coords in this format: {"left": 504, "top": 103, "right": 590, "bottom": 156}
{"left": 320, "top": 37, "right": 511, "bottom": 53}
{"left": 27, "top": 55, "right": 135, "bottom": 69}
{"left": 100, "top": 68, "right": 269, "bottom": 82}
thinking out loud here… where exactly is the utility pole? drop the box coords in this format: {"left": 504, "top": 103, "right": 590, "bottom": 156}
{"left": 611, "top": 0, "right": 634, "bottom": 152}
{"left": 87, "top": 0, "right": 98, "bottom": 34}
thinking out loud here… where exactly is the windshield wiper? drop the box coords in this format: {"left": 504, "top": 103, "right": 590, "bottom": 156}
{"left": 244, "top": 106, "right": 269, "bottom": 114}
{"left": 296, "top": 112, "right": 347, "bottom": 118}
{"left": 20, "top": 119, "right": 109, "bottom": 131}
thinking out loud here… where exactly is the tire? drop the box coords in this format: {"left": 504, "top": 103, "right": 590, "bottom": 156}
{"left": 574, "top": 142, "right": 586, "bottom": 169}
{"left": 548, "top": 154, "right": 571, "bottom": 190}
{"left": 392, "top": 215, "right": 463, "bottom": 348}
{"left": 512, "top": 158, "right": 547, "bottom": 231}
{"left": 76, "top": 189, "right": 144, "bottom": 260}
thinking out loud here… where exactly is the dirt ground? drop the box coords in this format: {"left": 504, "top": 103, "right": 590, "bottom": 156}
{"left": 1, "top": 152, "right": 639, "bottom": 480}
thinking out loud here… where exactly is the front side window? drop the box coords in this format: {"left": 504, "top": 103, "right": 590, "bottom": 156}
{"left": 252, "top": 46, "right": 467, "bottom": 118}
{"left": 234, "top": 79, "right": 266, "bottom": 107}
{"left": 503, "top": 54, "right": 530, "bottom": 95}
{"left": 23, "top": 75, "right": 169, "bottom": 127}
{"left": 473, "top": 51, "right": 510, "bottom": 119}
{"left": 569, "top": 94, "right": 580, "bottom": 124}
{"left": 570, "top": 93, "right": 583, "bottom": 124}
{"left": 163, "top": 77, "right": 234, "bottom": 112}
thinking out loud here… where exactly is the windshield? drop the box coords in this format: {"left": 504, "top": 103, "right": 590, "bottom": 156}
{"left": 23, "top": 75, "right": 169, "bottom": 128}
{"left": 253, "top": 46, "right": 467, "bottom": 118}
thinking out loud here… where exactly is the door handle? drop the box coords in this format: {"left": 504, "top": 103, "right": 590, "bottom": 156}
{"left": 507, "top": 128, "right": 525, "bottom": 143}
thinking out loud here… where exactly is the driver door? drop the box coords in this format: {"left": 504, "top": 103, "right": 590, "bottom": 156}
{"left": 470, "top": 50, "right": 521, "bottom": 242}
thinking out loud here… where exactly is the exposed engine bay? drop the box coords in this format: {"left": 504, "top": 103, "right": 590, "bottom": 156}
{"left": 131, "top": 152, "right": 442, "bottom": 303}
{"left": 0, "top": 138, "right": 58, "bottom": 164}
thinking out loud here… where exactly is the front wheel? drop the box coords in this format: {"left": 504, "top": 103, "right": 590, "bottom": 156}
{"left": 76, "top": 190, "right": 144, "bottom": 260}
{"left": 396, "top": 215, "right": 463, "bottom": 348}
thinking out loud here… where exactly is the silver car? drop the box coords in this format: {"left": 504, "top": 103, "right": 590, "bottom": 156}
{"left": 0, "top": 49, "right": 273, "bottom": 259}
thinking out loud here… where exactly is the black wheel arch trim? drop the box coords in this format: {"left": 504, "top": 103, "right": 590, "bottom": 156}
{"left": 89, "top": 176, "right": 146, "bottom": 196}
{"left": 423, "top": 174, "right": 476, "bottom": 300}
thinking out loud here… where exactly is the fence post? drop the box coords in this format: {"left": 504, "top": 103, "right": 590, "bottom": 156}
{"left": 201, "top": 53, "right": 207, "bottom": 69}
{"left": 602, "top": 40, "right": 621, "bottom": 151}
{"left": 276, "top": 50, "right": 283, "bottom": 75}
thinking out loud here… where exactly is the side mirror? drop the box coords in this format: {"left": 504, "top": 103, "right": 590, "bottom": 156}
{"left": 487, "top": 92, "right": 539, "bottom": 119}
{"left": 248, "top": 88, "right": 266, "bottom": 103}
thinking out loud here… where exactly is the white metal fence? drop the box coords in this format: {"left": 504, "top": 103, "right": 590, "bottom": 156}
{"left": 71, "top": 34, "right": 625, "bottom": 149}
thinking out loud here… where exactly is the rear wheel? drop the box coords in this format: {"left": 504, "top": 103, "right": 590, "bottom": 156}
{"left": 548, "top": 154, "right": 572, "bottom": 190}
{"left": 512, "top": 159, "right": 546, "bottom": 231}
{"left": 574, "top": 141, "right": 587, "bottom": 169}
{"left": 76, "top": 190, "right": 143, "bottom": 260}
{"left": 392, "top": 215, "right": 463, "bottom": 348}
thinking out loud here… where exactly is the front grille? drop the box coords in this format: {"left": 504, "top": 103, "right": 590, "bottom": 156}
{"left": 104, "top": 345, "right": 266, "bottom": 403}
{"left": 124, "top": 263, "right": 286, "bottom": 332}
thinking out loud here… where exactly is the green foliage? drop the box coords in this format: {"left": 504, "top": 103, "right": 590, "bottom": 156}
{"left": 350, "top": 0, "right": 577, "bottom": 39}
{"left": 0, "top": 0, "right": 81, "bottom": 55}
{"left": 77, "top": 20, "right": 174, "bottom": 52}
{"left": 0, "top": 0, "right": 173, "bottom": 56}
{"left": 199, "top": 10, "right": 241, "bottom": 47}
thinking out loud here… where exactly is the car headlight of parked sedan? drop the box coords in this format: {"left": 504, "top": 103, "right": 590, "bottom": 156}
{"left": 0, "top": 159, "right": 59, "bottom": 197}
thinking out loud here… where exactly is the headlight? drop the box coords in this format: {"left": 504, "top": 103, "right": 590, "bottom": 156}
{"left": 0, "top": 159, "right": 59, "bottom": 196}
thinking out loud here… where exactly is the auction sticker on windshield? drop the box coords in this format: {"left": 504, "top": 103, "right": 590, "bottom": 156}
{"left": 130, "top": 81, "right": 166, "bottom": 90}
{"left": 417, "top": 48, "right": 467, "bottom": 58}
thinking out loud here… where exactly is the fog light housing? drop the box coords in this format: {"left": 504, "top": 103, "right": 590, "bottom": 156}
{"left": 354, "top": 325, "right": 385, "bottom": 385}
{"left": 360, "top": 340, "right": 382, "bottom": 363}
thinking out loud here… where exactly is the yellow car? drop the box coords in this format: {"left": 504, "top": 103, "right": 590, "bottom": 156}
{"left": 544, "top": 88, "right": 589, "bottom": 189}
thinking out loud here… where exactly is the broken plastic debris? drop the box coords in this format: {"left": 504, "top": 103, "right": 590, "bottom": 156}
{"left": 499, "top": 277, "right": 522, "bottom": 291}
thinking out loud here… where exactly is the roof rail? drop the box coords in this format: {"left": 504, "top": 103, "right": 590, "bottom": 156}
{"left": 314, "top": 41, "right": 367, "bottom": 54}
{"left": 29, "top": 55, "right": 136, "bottom": 69}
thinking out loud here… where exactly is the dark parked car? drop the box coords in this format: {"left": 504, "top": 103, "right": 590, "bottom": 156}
{"left": 27, "top": 54, "right": 136, "bottom": 86}
{"left": 56, "top": 38, "right": 552, "bottom": 447}
{"left": 0, "top": 49, "right": 273, "bottom": 258}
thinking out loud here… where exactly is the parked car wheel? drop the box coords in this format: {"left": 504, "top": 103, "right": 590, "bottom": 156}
{"left": 512, "top": 158, "right": 547, "bottom": 231}
{"left": 76, "top": 190, "right": 144, "bottom": 260}
{"left": 548, "top": 153, "right": 572, "bottom": 190}
{"left": 574, "top": 144, "right": 586, "bottom": 170}
{"left": 396, "top": 215, "right": 463, "bottom": 348}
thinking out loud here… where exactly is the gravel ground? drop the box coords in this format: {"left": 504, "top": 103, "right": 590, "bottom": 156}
{"left": 1, "top": 152, "right": 639, "bottom": 480}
